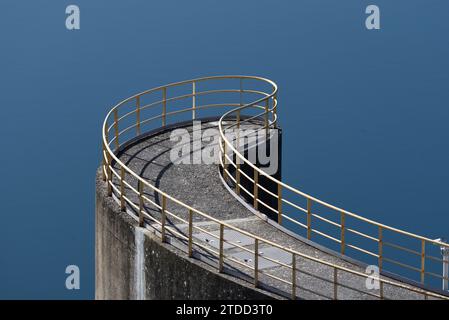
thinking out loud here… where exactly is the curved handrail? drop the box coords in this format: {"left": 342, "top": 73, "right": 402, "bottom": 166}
{"left": 218, "top": 79, "right": 449, "bottom": 290}
{"left": 101, "top": 75, "right": 448, "bottom": 299}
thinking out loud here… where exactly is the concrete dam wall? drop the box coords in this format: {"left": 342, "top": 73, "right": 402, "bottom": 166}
{"left": 95, "top": 170, "right": 278, "bottom": 300}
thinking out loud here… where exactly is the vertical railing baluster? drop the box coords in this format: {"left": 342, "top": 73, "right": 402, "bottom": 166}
{"left": 219, "top": 224, "right": 224, "bottom": 272}
{"left": 277, "top": 184, "right": 282, "bottom": 225}
{"left": 340, "top": 212, "right": 345, "bottom": 255}
{"left": 254, "top": 238, "right": 259, "bottom": 287}
{"left": 264, "top": 98, "right": 269, "bottom": 136}
{"left": 107, "top": 151, "right": 112, "bottom": 196}
{"left": 136, "top": 95, "right": 141, "bottom": 136}
{"left": 235, "top": 128, "right": 240, "bottom": 195}
{"left": 443, "top": 248, "right": 449, "bottom": 291}
{"left": 162, "top": 88, "right": 167, "bottom": 126}
{"left": 102, "top": 126, "right": 108, "bottom": 182}
{"left": 161, "top": 195, "right": 166, "bottom": 242}
{"left": 378, "top": 226, "right": 383, "bottom": 272}
{"left": 104, "top": 122, "right": 113, "bottom": 196}
{"left": 239, "top": 78, "right": 243, "bottom": 107}
{"left": 192, "top": 82, "right": 196, "bottom": 120}
{"left": 101, "top": 142, "right": 106, "bottom": 181}
{"left": 253, "top": 170, "right": 259, "bottom": 210}
{"left": 421, "top": 239, "right": 426, "bottom": 284}
{"left": 138, "top": 180, "right": 144, "bottom": 227}
{"left": 307, "top": 199, "right": 312, "bottom": 240}
{"left": 273, "top": 94, "right": 278, "bottom": 128}
{"left": 188, "top": 209, "right": 193, "bottom": 257}
{"left": 291, "top": 253, "right": 296, "bottom": 300}
{"left": 113, "top": 109, "right": 119, "bottom": 150}
{"left": 120, "top": 166, "right": 126, "bottom": 211}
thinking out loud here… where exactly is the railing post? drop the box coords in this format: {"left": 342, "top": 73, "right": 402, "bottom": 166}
{"left": 113, "top": 109, "right": 119, "bottom": 150}
{"left": 136, "top": 96, "right": 141, "bottom": 136}
{"left": 340, "top": 212, "right": 345, "bottom": 255}
{"left": 188, "top": 209, "right": 193, "bottom": 257}
{"left": 379, "top": 281, "right": 384, "bottom": 300}
{"left": 161, "top": 195, "right": 167, "bottom": 242}
{"left": 421, "top": 239, "right": 426, "bottom": 284}
{"left": 264, "top": 98, "right": 269, "bottom": 136}
{"left": 106, "top": 152, "right": 112, "bottom": 196}
{"left": 253, "top": 169, "right": 259, "bottom": 210}
{"left": 101, "top": 143, "right": 106, "bottom": 181}
{"left": 192, "top": 81, "right": 196, "bottom": 120}
{"left": 239, "top": 78, "right": 243, "bottom": 107}
{"left": 443, "top": 246, "right": 449, "bottom": 291}
{"left": 162, "top": 87, "right": 167, "bottom": 126}
{"left": 104, "top": 126, "right": 113, "bottom": 196}
{"left": 219, "top": 224, "right": 224, "bottom": 272}
{"left": 306, "top": 199, "right": 312, "bottom": 240}
{"left": 138, "top": 180, "right": 144, "bottom": 227}
{"left": 102, "top": 126, "right": 109, "bottom": 182}
{"left": 254, "top": 238, "right": 259, "bottom": 287}
{"left": 120, "top": 166, "right": 126, "bottom": 211}
{"left": 235, "top": 129, "right": 240, "bottom": 195}
{"left": 378, "top": 226, "right": 383, "bottom": 272}
{"left": 333, "top": 267, "right": 338, "bottom": 300}
{"left": 273, "top": 94, "right": 278, "bottom": 128}
{"left": 237, "top": 77, "right": 241, "bottom": 128}
{"left": 277, "top": 184, "right": 282, "bottom": 225}
{"left": 291, "top": 253, "right": 296, "bottom": 300}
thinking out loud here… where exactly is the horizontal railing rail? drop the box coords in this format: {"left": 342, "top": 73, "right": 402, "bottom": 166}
{"left": 102, "top": 75, "right": 448, "bottom": 300}
{"left": 217, "top": 78, "right": 449, "bottom": 292}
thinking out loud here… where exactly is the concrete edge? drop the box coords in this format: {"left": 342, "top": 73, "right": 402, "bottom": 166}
{"left": 95, "top": 168, "right": 285, "bottom": 300}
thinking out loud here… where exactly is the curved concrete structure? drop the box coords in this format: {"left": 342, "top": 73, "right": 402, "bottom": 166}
{"left": 95, "top": 169, "right": 278, "bottom": 300}
{"left": 96, "top": 120, "right": 444, "bottom": 300}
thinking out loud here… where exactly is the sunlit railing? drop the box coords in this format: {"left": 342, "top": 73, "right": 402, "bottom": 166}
{"left": 218, "top": 79, "right": 449, "bottom": 292}
{"left": 102, "top": 75, "right": 448, "bottom": 299}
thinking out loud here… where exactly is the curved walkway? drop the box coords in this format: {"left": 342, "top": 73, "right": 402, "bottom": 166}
{"left": 111, "top": 120, "right": 438, "bottom": 300}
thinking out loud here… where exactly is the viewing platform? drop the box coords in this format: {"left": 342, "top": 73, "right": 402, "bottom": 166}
{"left": 96, "top": 76, "right": 449, "bottom": 300}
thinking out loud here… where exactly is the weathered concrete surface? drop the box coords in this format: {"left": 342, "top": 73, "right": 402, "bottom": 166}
{"left": 96, "top": 169, "right": 279, "bottom": 300}
{"left": 97, "top": 120, "right": 445, "bottom": 300}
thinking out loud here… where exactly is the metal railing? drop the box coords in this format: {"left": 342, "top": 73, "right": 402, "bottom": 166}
{"left": 218, "top": 79, "right": 449, "bottom": 292}
{"left": 102, "top": 75, "right": 448, "bottom": 299}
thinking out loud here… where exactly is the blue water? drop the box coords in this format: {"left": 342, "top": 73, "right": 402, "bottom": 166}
{"left": 0, "top": 1, "right": 448, "bottom": 298}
